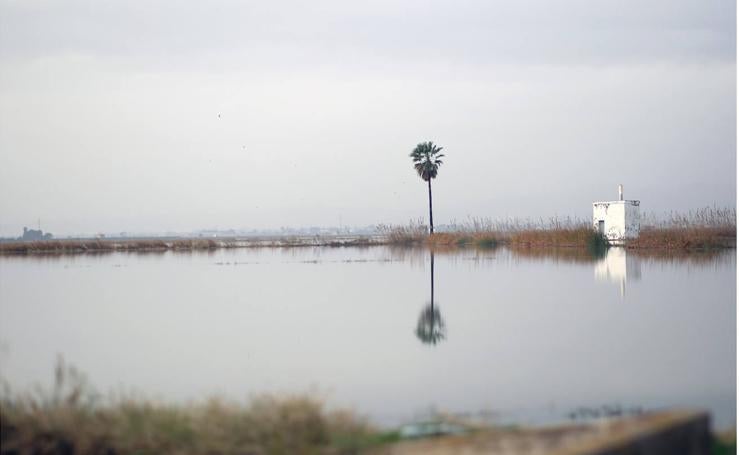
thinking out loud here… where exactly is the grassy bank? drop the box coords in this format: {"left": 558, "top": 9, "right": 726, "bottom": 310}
{"left": 1, "top": 361, "right": 393, "bottom": 455}
{"left": 2, "top": 208, "right": 734, "bottom": 255}
{"left": 0, "top": 238, "right": 226, "bottom": 254}
{"left": 1, "top": 226, "right": 733, "bottom": 255}
{"left": 377, "top": 221, "right": 608, "bottom": 251}
{"left": 0, "top": 236, "right": 379, "bottom": 255}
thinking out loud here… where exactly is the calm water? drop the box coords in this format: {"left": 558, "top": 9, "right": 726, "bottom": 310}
{"left": 0, "top": 246, "right": 735, "bottom": 428}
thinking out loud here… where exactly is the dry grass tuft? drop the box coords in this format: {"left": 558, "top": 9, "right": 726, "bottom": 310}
{"left": 1, "top": 359, "right": 382, "bottom": 455}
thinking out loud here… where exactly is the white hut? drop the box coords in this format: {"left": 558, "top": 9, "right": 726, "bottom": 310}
{"left": 592, "top": 185, "right": 640, "bottom": 245}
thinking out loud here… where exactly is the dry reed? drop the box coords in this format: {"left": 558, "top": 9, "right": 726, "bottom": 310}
{"left": 378, "top": 208, "right": 735, "bottom": 251}
{"left": 1, "top": 359, "right": 386, "bottom": 455}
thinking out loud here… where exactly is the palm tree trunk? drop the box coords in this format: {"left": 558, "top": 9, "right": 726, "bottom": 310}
{"left": 427, "top": 179, "right": 434, "bottom": 234}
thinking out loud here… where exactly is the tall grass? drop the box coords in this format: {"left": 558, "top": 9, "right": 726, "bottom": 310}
{"left": 0, "top": 237, "right": 383, "bottom": 255}
{"left": 641, "top": 206, "right": 736, "bottom": 229}
{"left": 378, "top": 208, "right": 735, "bottom": 251}
{"left": 375, "top": 219, "right": 428, "bottom": 245}
{"left": 378, "top": 216, "right": 597, "bottom": 249}
{"left": 632, "top": 207, "right": 736, "bottom": 250}
{"left": 446, "top": 215, "right": 588, "bottom": 233}
{"left": 0, "top": 239, "right": 227, "bottom": 254}
{"left": 1, "top": 359, "right": 385, "bottom": 455}
{"left": 630, "top": 226, "right": 735, "bottom": 250}
{"left": 2, "top": 208, "right": 734, "bottom": 254}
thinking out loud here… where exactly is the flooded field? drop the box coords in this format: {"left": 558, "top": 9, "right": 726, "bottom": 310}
{"left": 0, "top": 246, "right": 735, "bottom": 429}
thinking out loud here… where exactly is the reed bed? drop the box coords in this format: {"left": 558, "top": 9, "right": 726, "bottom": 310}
{"left": 1, "top": 360, "right": 389, "bottom": 455}
{"left": 629, "top": 226, "right": 735, "bottom": 250}
{"left": 378, "top": 217, "right": 598, "bottom": 249}
{"left": 0, "top": 239, "right": 228, "bottom": 254}
{"left": 631, "top": 207, "right": 736, "bottom": 250}
{"left": 641, "top": 206, "right": 736, "bottom": 229}
{"left": 377, "top": 218, "right": 509, "bottom": 248}
{"left": 0, "top": 237, "right": 382, "bottom": 255}
{"left": 378, "top": 208, "right": 736, "bottom": 251}
{"left": 507, "top": 227, "right": 599, "bottom": 248}
{"left": 375, "top": 219, "right": 428, "bottom": 245}
{"left": 2, "top": 208, "right": 734, "bottom": 254}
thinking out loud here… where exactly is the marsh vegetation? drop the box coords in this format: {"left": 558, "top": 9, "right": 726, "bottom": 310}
{"left": 377, "top": 207, "right": 736, "bottom": 251}
{"left": 0, "top": 359, "right": 392, "bottom": 455}
{"left": 0, "top": 207, "right": 733, "bottom": 255}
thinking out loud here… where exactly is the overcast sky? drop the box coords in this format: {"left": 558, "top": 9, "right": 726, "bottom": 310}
{"left": 0, "top": 0, "right": 735, "bottom": 236}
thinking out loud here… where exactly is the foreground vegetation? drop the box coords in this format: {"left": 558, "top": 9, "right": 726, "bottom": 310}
{"left": 2, "top": 361, "right": 735, "bottom": 454}
{"left": 1, "top": 361, "right": 393, "bottom": 455}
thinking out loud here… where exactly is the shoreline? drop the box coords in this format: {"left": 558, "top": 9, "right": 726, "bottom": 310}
{"left": 0, "top": 228, "right": 734, "bottom": 256}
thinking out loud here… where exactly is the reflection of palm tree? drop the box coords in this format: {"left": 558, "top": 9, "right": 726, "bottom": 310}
{"left": 416, "top": 305, "right": 446, "bottom": 345}
{"left": 416, "top": 252, "right": 446, "bottom": 345}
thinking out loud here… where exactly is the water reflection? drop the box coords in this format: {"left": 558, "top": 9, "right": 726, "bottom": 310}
{"left": 416, "top": 252, "right": 447, "bottom": 345}
{"left": 507, "top": 246, "right": 604, "bottom": 264}
{"left": 594, "top": 248, "right": 642, "bottom": 298}
{"left": 0, "top": 245, "right": 735, "bottom": 429}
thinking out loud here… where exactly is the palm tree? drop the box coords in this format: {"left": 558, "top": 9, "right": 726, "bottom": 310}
{"left": 410, "top": 141, "right": 444, "bottom": 234}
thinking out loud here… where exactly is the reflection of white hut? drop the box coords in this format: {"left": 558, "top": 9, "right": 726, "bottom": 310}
{"left": 592, "top": 185, "right": 640, "bottom": 245}
{"left": 594, "top": 248, "right": 642, "bottom": 298}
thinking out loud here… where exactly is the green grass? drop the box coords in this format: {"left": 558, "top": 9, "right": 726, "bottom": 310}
{"left": 712, "top": 429, "right": 737, "bottom": 455}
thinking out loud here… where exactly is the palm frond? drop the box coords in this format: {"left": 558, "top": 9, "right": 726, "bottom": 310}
{"left": 410, "top": 141, "right": 445, "bottom": 181}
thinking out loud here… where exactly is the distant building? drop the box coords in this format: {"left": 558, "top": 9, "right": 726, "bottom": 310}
{"left": 592, "top": 185, "right": 640, "bottom": 245}
{"left": 20, "top": 226, "right": 53, "bottom": 241}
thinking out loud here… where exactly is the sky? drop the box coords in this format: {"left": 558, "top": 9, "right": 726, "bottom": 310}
{"left": 0, "top": 0, "right": 736, "bottom": 236}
